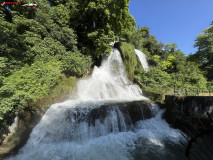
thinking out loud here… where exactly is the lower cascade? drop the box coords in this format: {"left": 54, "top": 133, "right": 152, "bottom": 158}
{"left": 6, "top": 49, "right": 186, "bottom": 160}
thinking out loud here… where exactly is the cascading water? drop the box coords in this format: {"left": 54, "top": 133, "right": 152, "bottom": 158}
{"left": 135, "top": 49, "right": 149, "bottom": 72}
{"left": 9, "top": 116, "right": 18, "bottom": 134}
{"left": 73, "top": 49, "right": 144, "bottom": 100}
{"left": 6, "top": 49, "right": 186, "bottom": 160}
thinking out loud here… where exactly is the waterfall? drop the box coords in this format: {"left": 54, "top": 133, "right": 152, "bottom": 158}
{"left": 135, "top": 49, "right": 149, "bottom": 72}
{"left": 9, "top": 116, "right": 18, "bottom": 134}
{"left": 6, "top": 49, "right": 186, "bottom": 160}
{"left": 74, "top": 49, "right": 145, "bottom": 100}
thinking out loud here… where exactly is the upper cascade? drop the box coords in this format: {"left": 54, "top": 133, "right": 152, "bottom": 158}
{"left": 73, "top": 49, "right": 147, "bottom": 101}
{"left": 135, "top": 49, "right": 149, "bottom": 72}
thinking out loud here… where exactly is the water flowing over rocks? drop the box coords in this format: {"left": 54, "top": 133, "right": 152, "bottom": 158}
{"left": 134, "top": 49, "right": 149, "bottom": 72}
{"left": 4, "top": 49, "right": 186, "bottom": 160}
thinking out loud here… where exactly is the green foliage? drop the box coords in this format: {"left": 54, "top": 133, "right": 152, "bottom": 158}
{"left": 6, "top": 61, "right": 62, "bottom": 99}
{"left": 152, "top": 55, "right": 161, "bottom": 63}
{"left": 73, "top": 0, "right": 136, "bottom": 56}
{"left": 134, "top": 56, "right": 145, "bottom": 76}
{"left": 159, "top": 55, "right": 176, "bottom": 72}
{"left": 49, "top": 4, "right": 71, "bottom": 26}
{"left": 30, "top": 37, "right": 66, "bottom": 58}
{"left": 50, "top": 27, "right": 78, "bottom": 51}
{"left": 0, "top": 61, "right": 62, "bottom": 114}
{"left": 207, "top": 81, "right": 213, "bottom": 89}
{"left": 164, "top": 43, "right": 177, "bottom": 53}
{"left": 189, "top": 22, "right": 213, "bottom": 81}
{"left": 51, "top": 76, "right": 77, "bottom": 96}
{"left": 135, "top": 68, "right": 172, "bottom": 90}
{"left": 125, "top": 27, "right": 207, "bottom": 94}
{"left": 124, "top": 27, "right": 164, "bottom": 58}
{"left": 173, "top": 62, "right": 207, "bottom": 89}
{"left": 0, "top": 61, "right": 63, "bottom": 142}
{"left": 124, "top": 27, "right": 150, "bottom": 50}
{"left": 61, "top": 51, "right": 92, "bottom": 77}
{"left": 0, "top": 75, "right": 77, "bottom": 147}
{"left": 194, "top": 23, "right": 213, "bottom": 65}
{"left": 0, "top": 16, "right": 28, "bottom": 71}
{"left": 0, "top": 0, "right": 135, "bottom": 145}
{"left": 0, "top": 57, "right": 10, "bottom": 77}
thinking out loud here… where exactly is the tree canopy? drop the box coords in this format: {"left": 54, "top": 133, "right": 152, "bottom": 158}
{"left": 189, "top": 22, "right": 213, "bottom": 80}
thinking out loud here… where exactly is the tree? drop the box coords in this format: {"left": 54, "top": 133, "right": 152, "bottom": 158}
{"left": 74, "top": 0, "right": 136, "bottom": 56}
{"left": 194, "top": 22, "right": 213, "bottom": 65}
{"left": 189, "top": 21, "right": 213, "bottom": 80}
{"left": 159, "top": 55, "right": 176, "bottom": 72}
{"left": 164, "top": 43, "right": 177, "bottom": 53}
{"left": 135, "top": 68, "right": 172, "bottom": 89}
{"left": 173, "top": 62, "right": 207, "bottom": 89}
{"left": 0, "top": 61, "right": 63, "bottom": 143}
{"left": 124, "top": 27, "right": 165, "bottom": 60}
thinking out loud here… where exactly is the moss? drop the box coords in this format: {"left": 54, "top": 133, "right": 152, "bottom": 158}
{"left": 115, "top": 42, "right": 139, "bottom": 80}
{"left": 50, "top": 76, "right": 77, "bottom": 97}
{"left": 143, "top": 89, "right": 165, "bottom": 104}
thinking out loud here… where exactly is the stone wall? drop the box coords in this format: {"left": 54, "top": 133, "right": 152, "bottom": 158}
{"left": 162, "top": 95, "right": 213, "bottom": 134}
{"left": 164, "top": 95, "right": 213, "bottom": 118}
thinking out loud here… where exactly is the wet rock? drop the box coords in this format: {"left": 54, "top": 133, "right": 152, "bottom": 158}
{"left": 87, "top": 100, "right": 152, "bottom": 126}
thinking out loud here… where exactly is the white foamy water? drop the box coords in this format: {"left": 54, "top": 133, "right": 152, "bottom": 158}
{"left": 74, "top": 49, "right": 146, "bottom": 101}
{"left": 6, "top": 103, "right": 185, "bottom": 160}
{"left": 9, "top": 116, "right": 18, "bottom": 134}
{"left": 6, "top": 49, "right": 186, "bottom": 160}
{"left": 135, "top": 49, "right": 149, "bottom": 72}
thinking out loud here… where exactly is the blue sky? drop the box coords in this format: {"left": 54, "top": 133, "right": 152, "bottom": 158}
{"left": 129, "top": 0, "right": 213, "bottom": 55}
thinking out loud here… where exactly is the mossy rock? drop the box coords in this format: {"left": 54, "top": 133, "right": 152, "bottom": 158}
{"left": 114, "top": 42, "right": 139, "bottom": 80}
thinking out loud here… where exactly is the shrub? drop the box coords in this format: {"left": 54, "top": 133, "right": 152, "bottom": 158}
{"left": 0, "top": 61, "right": 63, "bottom": 143}
{"left": 135, "top": 67, "right": 172, "bottom": 90}
{"left": 61, "top": 51, "right": 92, "bottom": 77}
